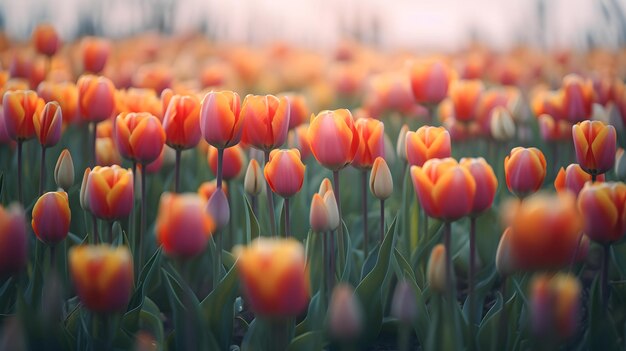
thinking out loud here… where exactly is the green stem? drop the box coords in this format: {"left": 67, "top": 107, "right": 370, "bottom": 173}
{"left": 602, "top": 244, "right": 610, "bottom": 311}
{"left": 469, "top": 216, "right": 477, "bottom": 351}
{"left": 284, "top": 197, "right": 290, "bottom": 237}
{"left": 264, "top": 151, "right": 277, "bottom": 236}
{"left": 398, "top": 323, "right": 410, "bottom": 351}
{"left": 380, "top": 199, "right": 385, "bottom": 243}
{"left": 444, "top": 222, "right": 453, "bottom": 298}
{"left": 139, "top": 163, "right": 146, "bottom": 269}
{"left": 39, "top": 145, "right": 46, "bottom": 195}
{"left": 362, "top": 170, "right": 368, "bottom": 255}
{"left": 174, "top": 149, "right": 181, "bottom": 192}
{"left": 17, "top": 140, "right": 23, "bottom": 204}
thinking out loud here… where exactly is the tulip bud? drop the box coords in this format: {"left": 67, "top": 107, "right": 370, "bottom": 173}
{"left": 405, "top": 126, "right": 451, "bottom": 167}
{"left": 307, "top": 109, "right": 360, "bottom": 171}
{"left": 318, "top": 178, "right": 333, "bottom": 196}
{"left": 328, "top": 284, "right": 363, "bottom": 341}
{"left": 352, "top": 118, "right": 385, "bottom": 170}
{"left": 208, "top": 145, "right": 246, "bottom": 181}
{"left": 370, "top": 157, "right": 393, "bottom": 200}
{"left": 490, "top": 106, "right": 515, "bottom": 141}
{"left": 32, "top": 24, "right": 60, "bottom": 57}
{"left": 309, "top": 194, "right": 329, "bottom": 232}
{"left": 32, "top": 191, "right": 71, "bottom": 246}
{"left": 54, "top": 149, "right": 74, "bottom": 191}
{"left": 396, "top": 124, "right": 409, "bottom": 161}
{"left": 530, "top": 273, "right": 581, "bottom": 340}
{"left": 572, "top": 120, "right": 616, "bottom": 175}
{"left": 391, "top": 280, "right": 417, "bottom": 324}
{"left": 495, "top": 227, "right": 516, "bottom": 277}
{"left": 77, "top": 75, "right": 115, "bottom": 123}
{"left": 87, "top": 166, "right": 134, "bottom": 220}
{"left": 80, "top": 168, "right": 91, "bottom": 211}
{"left": 578, "top": 182, "right": 626, "bottom": 243}
{"left": 616, "top": 148, "right": 626, "bottom": 181}
{"left": 264, "top": 149, "right": 306, "bottom": 198}
{"left": 244, "top": 159, "right": 264, "bottom": 196}
{"left": 206, "top": 189, "right": 230, "bottom": 231}
{"left": 34, "top": 101, "right": 62, "bottom": 147}
{"left": 427, "top": 244, "right": 447, "bottom": 294}
{"left": 504, "top": 147, "right": 547, "bottom": 198}
{"left": 198, "top": 180, "right": 228, "bottom": 202}
{"left": 0, "top": 204, "right": 28, "bottom": 277}
{"left": 324, "top": 191, "right": 340, "bottom": 231}
{"left": 200, "top": 91, "right": 244, "bottom": 149}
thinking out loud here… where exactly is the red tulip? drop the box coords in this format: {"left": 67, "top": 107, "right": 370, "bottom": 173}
{"left": 460, "top": 157, "right": 498, "bottom": 215}
{"left": 207, "top": 145, "right": 246, "bottom": 181}
{"left": 504, "top": 147, "right": 547, "bottom": 198}
{"left": 241, "top": 94, "right": 290, "bottom": 151}
{"left": 200, "top": 91, "right": 244, "bottom": 148}
{"left": 162, "top": 94, "right": 201, "bottom": 150}
{"left": 37, "top": 82, "right": 79, "bottom": 125}
{"left": 572, "top": 120, "right": 616, "bottom": 175}
{"left": 264, "top": 149, "right": 306, "bottom": 198}
{"left": 578, "top": 182, "right": 626, "bottom": 243}
{"left": 2, "top": 90, "right": 45, "bottom": 141}
{"left": 449, "top": 80, "right": 484, "bottom": 122}
{"left": 554, "top": 164, "right": 604, "bottom": 196}
{"left": 561, "top": 74, "right": 594, "bottom": 123}
{"left": 405, "top": 126, "right": 451, "bottom": 167}
{"left": 409, "top": 59, "right": 455, "bottom": 105}
{"left": 283, "top": 93, "right": 309, "bottom": 129}
{"left": 77, "top": 75, "right": 116, "bottom": 123}
{"left": 34, "top": 101, "right": 62, "bottom": 147}
{"left": 86, "top": 165, "right": 134, "bottom": 220}
{"left": 32, "top": 24, "right": 60, "bottom": 57}
{"left": 307, "top": 109, "right": 360, "bottom": 171}
{"left": 31, "top": 191, "right": 70, "bottom": 245}
{"left": 114, "top": 112, "right": 165, "bottom": 164}
{"left": 82, "top": 37, "right": 111, "bottom": 74}
{"left": 352, "top": 118, "right": 385, "bottom": 170}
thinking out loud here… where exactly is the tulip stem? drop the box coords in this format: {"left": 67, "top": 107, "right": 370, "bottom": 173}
{"left": 333, "top": 170, "right": 345, "bottom": 273}
{"left": 469, "top": 216, "right": 477, "bottom": 351}
{"left": 602, "top": 244, "right": 610, "bottom": 310}
{"left": 216, "top": 148, "right": 224, "bottom": 189}
{"left": 226, "top": 180, "right": 233, "bottom": 249}
{"left": 17, "top": 140, "right": 23, "bottom": 204}
{"left": 284, "top": 198, "right": 291, "bottom": 237}
{"left": 444, "top": 222, "right": 453, "bottom": 299}
{"left": 91, "top": 122, "right": 98, "bottom": 167}
{"left": 214, "top": 229, "right": 222, "bottom": 290}
{"left": 361, "top": 171, "right": 369, "bottom": 255}
{"left": 569, "top": 232, "right": 584, "bottom": 272}
{"left": 49, "top": 244, "right": 56, "bottom": 271}
{"left": 321, "top": 232, "right": 328, "bottom": 306}
{"left": 108, "top": 221, "right": 114, "bottom": 243}
{"left": 39, "top": 145, "right": 46, "bottom": 195}
{"left": 398, "top": 323, "right": 410, "bottom": 351}
{"left": 92, "top": 214, "right": 99, "bottom": 244}
{"left": 329, "top": 230, "right": 335, "bottom": 291}
{"left": 380, "top": 199, "right": 385, "bottom": 243}
{"left": 264, "top": 151, "right": 277, "bottom": 236}
{"left": 139, "top": 163, "right": 146, "bottom": 270}
{"left": 174, "top": 149, "right": 181, "bottom": 192}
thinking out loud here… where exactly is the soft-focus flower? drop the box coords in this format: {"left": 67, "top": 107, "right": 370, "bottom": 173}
{"left": 554, "top": 164, "right": 604, "bottom": 196}
{"left": 69, "top": 244, "right": 133, "bottom": 312}
{"left": 282, "top": 93, "right": 309, "bottom": 129}
{"left": 309, "top": 194, "right": 329, "bottom": 232}
{"left": 328, "top": 284, "right": 363, "bottom": 341}
{"left": 156, "top": 192, "right": 215, "bottom": 258}
{"left": 34, "top": 101, "right": 62, "bottom": 147}
{"left": 319, "top": 178, "right": 334, "bottom": 196}
{"left": 114, "top": 112, "right": 165, "bottom": 164}
{"left": 208, "top": 145, "right": 246, "bottom": 181}
{"left": 206, "top": 189, "right": 230, "bottom": 232}
{"left": 244, "top": 159, "right": 264, "bottom": 196}
{"left": 32, "top": 24, "right": 60, "bottom": 57}
{"left": 530, "top": 274, "right": 581, "bottom": 340}
{"left": 198, "top": 180, "right": 228, "bottom": 202}
{"left": 31, "top": 191, "right": 70, "bottom": 245}
{"left": 54, "top": 149, "right": 74, "bottom": 191}
{"left": 616, "top": 148, "right": 626, "bottom": 181}
{"left": 572, "top": 120, "right": 616, "bottom": 175}
{"left": 409, "top": 59, "right": 455, "bottom": 105}
{"left": 495, "top": 228, "right": 514, "bottom": 277}
{"left": 405, "top": 126, "right": 451, "bottom": 167}
{"left": 449, "top": 80, "right": 484, "bottom": 122}
{"left": 86, "top": 165, "right": 134, "bottom": 220}
{"left": 308, "top": 109, "right": 360, "bottom": 171}
{"left": 396, "top": 124, "right": 409, "bottom": 161}
{"left": 352, "top": 118, "right": 384, "bottom": 170}
{"left": 162, "top": 94, "right": 201, "bottom": 150}
{"left": 323, "top": 190, "right": 340, "bottom": 231}
{"left": 264, "top": 149, "right": 305, "bottom": 198}
{"left": 391, "top": 280, "right": 417, "bottom": 324}
{"left": 288, "top": 124, "right": 311, "bottom": 160}
{"left": 504, "top": 147, "right": 547, "bottom": 198}
{"left": 37, "top": 82, "right": 79, "bottom": 125}
{"left": 538, "top": 114, "right": 571, "bottom": 141}
{"left": 0, "top": 204, "right": 28, "bottom": 277}
{"left": 562, "top": 74, "right": 594, "bottom": 123}
{"left": 200, "top": 91, "right": 244, "bottom": 149}
{"left": 81, "top": 37, "right": 111, "bottom": 74}
{"left": 370, "top": 157, "right": 393, "bottom": 200}
{"left": 80, "top": 168, "right": 90, "bottom": 211}
{"left": 116, "top": 88, "right": 163, "bottom": 119}
{"left": 410, "top": 158, "right": 476, "bottom": 221}
{"left": 235, "top": 238, "right": 309, "bottom": 316}
{"left": 476, "top": 89, "right": 510, "bottom": 136}
{"left": 427, "top": 244, "right": 447, "bottom": 294}
{"left": 489, "top": 106, "right": 515, "bottom": 141}
{"left": 77, "top": 75, "right": 116, "bottom": 123}
{"left": 578, "top": 182, "right": 626, "bottom": 243}
{"left": 95, "top": 137, "right": 121, "bottom": 166}
{"left": 460, "top": 157, "right": 498, "bottom": 215}
{"left": 241, "top": 94, "right": 290, "bottom": 151}
{"left": 2, "top": 90, "right": 45, "bottom": 141}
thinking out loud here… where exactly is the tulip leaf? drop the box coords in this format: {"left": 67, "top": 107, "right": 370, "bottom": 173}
{"left": 477, "top": 291, "right": 517, "bottom": 351}
{"left": 361, "top": 243, "right": 381, "bottom": 281}
{"left": 427, "top": 294, "right": 463, "bottom": 351}
{"left": 339, "top": 221, "right": 353, "bottom": 284}
{"left": 587, "top": 275, "right": 621, "bottom": 351}
{"left": 243, "top": 193, "right": 260, "bottom": 243}
{"left": 304, "top": 230, "right": 323, "bottom": 300}
{"left": 295, "top": 291, "right": 324, "bottom": 336}
{"left": 200, "top": 262, "right": 239, "bottom": 350}
{"left": 123, "top": 247, "right": 162, "bottom": 332}
{"left": 138, "top": 309, "right": 164, "bottom": 351}
{"left": 286, "top": 331, "right": 325, "bottom": 351}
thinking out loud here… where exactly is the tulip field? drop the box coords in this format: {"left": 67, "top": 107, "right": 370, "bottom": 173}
{"left": 1, "top": 18, "right": 626, "bottom": 351}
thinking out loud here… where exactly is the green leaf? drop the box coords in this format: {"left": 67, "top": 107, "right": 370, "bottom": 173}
{"left": 200, "top": 262, "right": 239, "bottom": 350}
{"left": 587, "top": 276, "right": 621, "bottom": 351}
{"left": 287, "top": 331, "right": 325, "bottom": 351}
{"left": 243, "top": 193, "right": 260, "bottom": 243}
{"left": 477, "top": 292, "right": 517, "bottom": 351}
{"left": 123, "top": 248, "right": 162, "bottom": 332}
{"left": 295, "top": 291, "right": 324, "bottom": 336}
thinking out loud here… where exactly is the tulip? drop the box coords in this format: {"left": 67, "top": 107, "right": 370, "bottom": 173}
{"left": 405, "top": 126, "right": 451, "bottom": 167}
{"left": 495, "top": 228, "right": 514, "bottom": 277}
{"left": 554, "top": 164, "right": 605, "bottom": 196}
{"left": 615, "top": 148, "right": 626, "bottom": 181}
{"left": 32, "top": 24, "right": 60, "bottom": 57}
{"left": 307, "top": 109, "right": 360, "bottom": 171}
{"left": 200, "top": 91, "right": 244, "bottom": 149}
{"left": 163, "top": 94, "right": 201, "bottom": 150}
{"left": 54, "top": 149, "right": 74, "bottom": 191}
{"left": 244, "top": 159, "right": 264, "bottom": 196}
{"left": 309, "top": 194, "right": 329, "bottom": 233}
{"left": 69, "top": 244, "right": 133, "bottom": 312}
{"left": 77, "top": 75, "right": 116, "bottom": 123}
{"left": 198, "top": 180, "right": 228, "bottom": 202}
{"left": 352, "top": 118, "right": 384, "bottom": 170}
{"left": 578, "top": 182, "right": 626, "bottom": 244}
{"left": 396, "top": 124, "right": 409, "bottom": 162}
{"left": 427, "top": 244, "right": 447, "bottom": 294}
{"left": 3, "top": 90, "right": 45, "bottom": 141}
{"left": 114, "top": 112, "right": 165, "bottom": 165}
{"left": 95, "top": 137, "right": 122, "bottom": 166}
{"left": 156, "top": 193, "right": 215, "bottom": 258}
{"left": 572, "top": 120, "right": 616, "bottom": 177}
{"left": 489, "top": 106, "right": 515, "bottom": 141}
{"left": 328, "top": 284, "right": 363, "bottom": 341}
{"left": 460, "top": 158, "right": 497, "bottom": 215}
{"left": 538, "top": 114, "right": 571, "bottom": 142}
{"left": 323, "top": 190, "right": 340, "bottom": 232}
{"left": 235, "top": 237, "right": 309, "bottom": 316}
{"left": 562, "top": 74, "right": 594, "bottom": 123}
{"left": 288, "top": 124, "right": 311, "bottom": 160}
{"left": 80, "top": 168, "right": 91, "bottom": 211}
{"left": 282, "top": 93, "right": 309, "bottom": 129}
{"left": 409, "top": 59, "right": 454, "bottom": 105}
{"left": 86, "top": 165, "right": 134, "bottom": 221}
{"left": 449, "top": 80, "right": 484, "bottom": 122}
{"left": 530, "top": 274, "right": 581, "bottom": 340}
{"left": 206, "top": 189, "right": 230, "bottom": 233}
{"left": 0, "top": 204, "right": 28, "bottom": 277}
{"left": 264, "top": 149, "right": 305, "bottom": 237}
{"left": 504, "top": 147, "right": 547, "bottom": 198}
{"left": 81, "top": 37, "right": 111, "bottom": 74}
{"left": 37, "top": 82, "right": 79, "bottom": 125}
{"left": 391, "top": 280, "right": 418, "bottom": 324}
{"left": 319, "top": 178, "right": 334, "bottom": 196}
{"left": 241, "top": 94, "right": 289, "bottom": 151}
{"left": 33, "top": 101, "right": 63, "bottom": 193}
{"left": 370, "top": 157, "right": 393, "bottom": 201}
{"left": 208, "top": 145, "right": 246, "bottom": 181}
{"left": 31, "top": 191, "right": 70, "bottom": 246}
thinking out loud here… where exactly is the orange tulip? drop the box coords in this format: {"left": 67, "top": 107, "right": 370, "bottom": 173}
{"left": 554, "top": 164, "right": 605, "bottom": 196}
{"left": 561, "top": 74, "right": 594, "bottom": 123}
{"left": 504, "top": 147, "right": 547, "bottom": 198}
{"left": 162, "top": 94, "right": 201, "bottom": 150}
{"left": 409, "top": 59, "right": 455, "bottom": 105}
{"left": 34, "top": 101, "right": 62, "bottom": 147}
{"left": 198, "top": 180, "right": 228, "bottom": 202}
{"left": 264, "top": 149, "right": 306, "bottom": 198}
{"left": 37, "top": 82, "right": 79, "bottom": 125}
{"left": 31, "top": 191, "right": 70, "bottom": 245}
{"left": 460, "top": 157, "right": 498, "bottom": 215}
{"left": 537, "top": 114, "right": 571, "bottom": 142}
{"left": 448, "top": 80, "right": 484, "bottom": 122}
{"left": 95, "top": 137, "right": 122, "bottom": 166}
{"left": 410, "top": 158, "right": 476, "bottom": 221}
{"left": 116, "top": 88, "right": 163, "bottom": 120}
{"left": 77, "top": 75, "right": 116, "bottom": 123}
{"left": 532, "top": 90, "right": 564, "bottom": 121}
{"left": 578, "top": 182, "right": 626, "bottom": 243}
{"left": 282, "top": 93, "right": 309, "bottom": 129}
{"left": 156, "top": 193, "right": 215, "bottom": 257}
{"left": 235, "top": 238, "right": 310, "bottom": 316}
{"left": 307, "top": 109, "right": 360, "bottom": 171}
{"left": 288, "top": 124, "right": 311, "bottom": 160}
{"left": 69, "top": 244, "right": 133, "bottom": 312}
{"left": 86, "top": 165, "right": 134, "bottom": 220}
{"left": 82, "top": 37, "right": 111, "bottom": 74}
{"left": 132, "top": 63, "right": 172, "bottom": 94}
{"left": 309, "top": 193, "right": 330, "bottom": 232}
{"left": 114, "top": 112, "right": 165, "bottom": 164}
{"left": 241, "top": 94, "right": 290, "bottom": 151}
{"left": 0, "top": 204, "right": 28, "bottom": 277}
{"left": 572, "top": 120, "right": 616, "bottom": 175}
{"left": 208, "top": 145, "right": 246, "bottom": 181}
{"left": 200, "top": 91, "right": 243, "bottom": 148}
{"left": 352, "top": 118, "right": 384, "bottom": 170}
{"left": 32, "top": 24, "right": 60, "bottom": 57}
{"left": 530, "top": 274, "right": 581, "bottom": 340}
{"left": 2, "top": 90, "right": 45, "bottom": 141}
{"left": 405, "top": 126, "right": 451, "bottom": 167}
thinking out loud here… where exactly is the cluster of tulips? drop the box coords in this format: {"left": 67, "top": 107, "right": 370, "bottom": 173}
{"left": 0, "top": 23, "right": 625, "bottom": 351}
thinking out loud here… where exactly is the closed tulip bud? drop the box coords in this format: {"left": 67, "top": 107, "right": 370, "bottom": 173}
{"left": 504, "top": 147, "right": 547, "bottom": 198}
{"left": 156, "top": 193, "right": 215, "bottom": 258}
{"left": 34, "top": 101, "right": 62, "bottom": 147}
{"left": 391, "top": 280, "right": 417, "bottom": 324}
{"left": 405, "top": 126, "right": 451, "bottom": 167}
{"left": 200, "top": 91, "right": 244, "bottom": 148}
{"left": 264, "top": 149, "right": 305, "bottom": 198}
{"left": 0, "top": 204, "right": 28, "bottom": 277}
{"left": 572, "top": 120, "right": 616, "bottom": 175}
{"left": 324, "top": 191, "right": 341, "bottom": 231}
{"left": 616, "top": 148, "right": 626, "bottom": 181}
{"left": 410, "top": 158, "right": 476, "bottom": 221}
{"left": 208, "top": 145, "right": 246, "bottom": 181}
{"left": 31, "top": 191, "right": 70, "bottom": 245}
{"left": 396, "top": 124, "right": 409, "bottom": 161}
{"left": 562, "top": 74, "right": 594, "bottom": 123}
{"left": 244, "top": 159, "right": 264, "bottom": 196}
{"left": 370, "top": 157, "right": 393, "bottom": 200}
{"left": 352, "top": 118, "right": 384, "bottom": 170}
{"left": 495, "top": 228, "right": 516, "bottom": 277}
{"left": 241, "top": 94, "right": 290, "bottom": 151}
{"left": 578, "top": 182, "right": 626, "bottom": 243}
{"left": 530, "top": 274, "right": 581, "bottom": 340}
{"left": 554, "top": 164, "right": 604, "bottom": 196}
{"left": 538, "top": 114, "right": 571, "bottom": 142}
{"left": 206, "top": 188, "right": 230, "bottom": 231}
{"left": 409, "top": 59, "right": 455, "bottom": 104}
{"left": 80, "top": 168, "right": 91, "bottom": 211}
{"left": 460, "top": 157, "right": 498, "bottom": 215}
{"left": 308, "top": 109, "right": 360, "bottom": 171}
{"left": 162, "top": 94, "right": 201, "bottom": 150}
{"left": 428, "top": 244, "right": 447, "bottom": 294}
{"left": 328, "top": 284, "right": 363, "bottom": 341}
{"left": 198, "top": 180, "right": 228, "bottom": 202}
{"left": 81, "top": 37, "right": 111, "bottom": 74}
{"left": 86, "top": 165, "right": 134, "bottom": 220}
{"left": 309, "top": 194, "right": 329, "bottom": 232}
{"left": 32, "top": 24, "right": 60, "bottom": 57}
{"left": 69, "top": 244, "right": 133, "bottom": 312}
{"left": 77, "top": 75, "right": 115, "bottom": 123}
{"left": 3, "top": 90, "right": 45, "bottom": 141}
{"left": 282, "top": 93, "right": 309, "bottom": 129}
{"left": 490, "top": 106, "right": 515, "bottom": 141}
{"left": 235, "top": 238, "right": 309, "bottom": 316}
{"left": 114, "top": 112, "right": 165, "bottom": 164}
{"left": 319, "top": 178, "right": 334, "bottom": 196}
{"left": 449, "top": 79, "right": 484, "bottom": 122}
{"left": 54, "top": 149, "right": 74, "bottom": 191}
